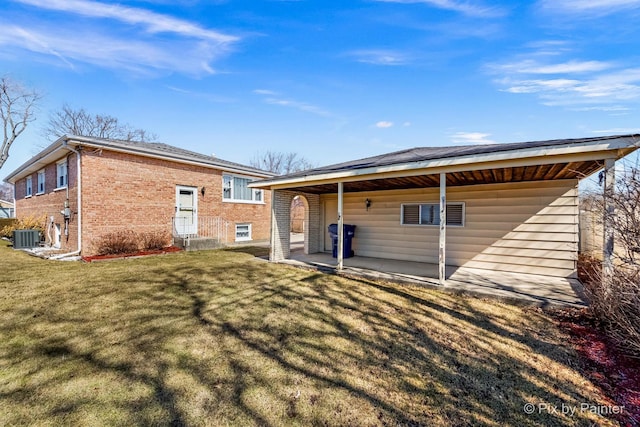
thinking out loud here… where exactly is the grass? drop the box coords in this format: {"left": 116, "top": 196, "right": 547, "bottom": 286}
{"left": 0, "top": 240, "right": 617, "bottom": 426}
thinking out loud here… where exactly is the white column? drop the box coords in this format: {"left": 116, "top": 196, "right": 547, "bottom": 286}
{"left": 603, "top": 158, "right": 615, "bottom": 282}
{"left": 439, "top": 173, "right": 447, "bottom": 284}
{"left": 337, "top": 182, "right": 344, "bottom": 270}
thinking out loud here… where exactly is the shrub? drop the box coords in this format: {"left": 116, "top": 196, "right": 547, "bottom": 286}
{"left": 0, "top": 215, "right": 45, "bottom": 239}
{"left": 140, "top": 230, "right": 170, "bottom": 251}
{"left": 580, "top": 256, "right": 640, "bottom": 358}
{"left": 93, "top": 229, "right": 171, "bottom": 255}
{"left": 94, "top": 230, "right": 139, "bottom": 255}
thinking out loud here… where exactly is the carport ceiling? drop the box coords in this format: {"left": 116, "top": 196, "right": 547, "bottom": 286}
{"left": 286, "top": 159, "right": 603, "bottom": 194}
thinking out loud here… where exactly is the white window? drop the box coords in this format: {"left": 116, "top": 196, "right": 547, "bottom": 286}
{"left": 401, "top": 202, "right": 465, "bottom": 226}
{"left": 25, "top": 176, "right": 32, "bottom": 197}
{"left": 235, "top": 223, "right": 252, "bottom": 241}
{"left": 223, "top": 174, "right": 263, "bottom": 203}
{"left": 56, "top": 160, "right": 68, "bottom": 189}
{"left": 37, "top": 170, "right": 45, "bottom": 194}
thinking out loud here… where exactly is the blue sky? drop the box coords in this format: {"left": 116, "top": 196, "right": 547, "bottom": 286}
{"left": 2, "top": 0, "right": 640, "bottom": 177}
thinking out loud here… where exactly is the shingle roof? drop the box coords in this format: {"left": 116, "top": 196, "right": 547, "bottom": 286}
{"left": 279, "top": 134, "right": 639, "bottom": 180}
{"left": 4, "top": 135, "right": 274, "bottom": 182}
{"left": 71, "top": 136, "right": 273, "bottom": 176}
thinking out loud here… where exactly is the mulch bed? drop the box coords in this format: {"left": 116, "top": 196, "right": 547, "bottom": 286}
{"left": 81, "top": 246, "right": 182, "bottom": 262}
{"left": 551, "top": 307, "right": 640, "bottom": 427}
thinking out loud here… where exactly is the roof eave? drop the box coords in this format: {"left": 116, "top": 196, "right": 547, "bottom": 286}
{"left": 250, "top": 136, "right": 640, "bottom": 190}
{"left": 4, "top": 135, "right": 275, "bottom": 183}
{"left": 3, "top": 136, "right": 69, "bottom": 183}
{"left": 64, "top": 136, "right": 275, "bottom": 178}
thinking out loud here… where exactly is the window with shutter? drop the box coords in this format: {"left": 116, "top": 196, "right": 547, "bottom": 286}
{"left": 445, "top": 203, "right": 464, "bottom": 226}
{"left": 401, "top": 202, "right": 464, "bottom": 226}
{"left": 402, "top": 204, "right": 420, "bottom": 224}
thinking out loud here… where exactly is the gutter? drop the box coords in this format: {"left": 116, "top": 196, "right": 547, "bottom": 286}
{"left": 250, "top": 135, "right": 640, "bottom": 189}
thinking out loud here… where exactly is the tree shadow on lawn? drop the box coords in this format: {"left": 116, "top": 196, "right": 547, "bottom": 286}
{"left": 0, "top": 253, "right": 617, "bottom": 426}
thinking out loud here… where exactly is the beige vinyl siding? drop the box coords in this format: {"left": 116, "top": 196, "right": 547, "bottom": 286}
{"left": 320, "top": 179, "right": 578, "bottom": 278}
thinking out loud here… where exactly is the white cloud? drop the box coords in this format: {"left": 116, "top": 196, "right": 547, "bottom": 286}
{"left": 253, "top": 91, "right": 332, "bottom": 117}
{"left": 253, "top": 89, "right": 278, "bottom": 96}
{"left": 592, "top": 127, "right": 640, "bottom": 134}
{"left": 0, "top": 23, "right": 227, "bottom": 75}
{"left": 570, "top": 105, "right": 630, "bottom": 111}
{"left": 376, "top": 121, "right": 394, "bottom": 128}
{"left": 403, "top": 122, "right": 411, "bottom": 126}
{"left": 15, "top": 0, "right": 236, "bottom": 43}
{"left": 539, "top": 0, "right": 640, "bottom": 15}
{"left": 374, "top": 0, "right": 506, "bottom": 17}
{"left": 347, "top": 50, "right": 410, "bottom": 66}
{"left": 1, "top": 0, "right": 238, "bottom": 75}
{"left": 492, "top": 59, "right": 612, "bottom": 75}
{"left": 488, "top": 48, "right": 640, "bottom": 109}
{"left": 450, "top": 132, "right": 496, "bottom": 144}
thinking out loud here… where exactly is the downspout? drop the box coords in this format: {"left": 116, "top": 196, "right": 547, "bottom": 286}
{"left": 50, "top": 142, "right": 82, "bottom": 259}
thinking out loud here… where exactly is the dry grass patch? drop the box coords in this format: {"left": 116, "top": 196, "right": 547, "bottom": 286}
{"left": 0, "top": 240, "right": 617, "bottom": 426}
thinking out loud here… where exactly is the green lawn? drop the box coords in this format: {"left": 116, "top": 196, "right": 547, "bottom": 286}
{"left": 0, "top": 240, "right": 616, "bottom": 426}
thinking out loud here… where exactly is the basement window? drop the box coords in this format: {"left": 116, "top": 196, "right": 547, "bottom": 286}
{"left": 235, "top": 223, "right": 252, "bottom": 241}
{"left": 401, "top": 202, "right": 465, "bottom": 226}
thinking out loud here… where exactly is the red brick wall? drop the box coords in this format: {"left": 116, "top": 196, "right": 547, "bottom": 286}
{"left": 80, "top": 149, "right": 271, "bottom": 255}
{"left": 14, "top": 152, "right": 79, "bottom": 252}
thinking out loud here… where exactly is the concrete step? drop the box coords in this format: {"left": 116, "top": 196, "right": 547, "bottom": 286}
{"left": 174, "top": 236, "right": 224, "bottom": 251}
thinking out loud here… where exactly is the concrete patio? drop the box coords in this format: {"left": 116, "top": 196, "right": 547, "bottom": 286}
{"left": 280, "top": 241, "right": 586, "bottom": 307}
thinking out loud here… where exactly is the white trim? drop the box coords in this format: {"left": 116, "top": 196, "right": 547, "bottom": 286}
{"left": 222, "top": 200, "right": 266, "bottom": 205}
{"left": 235, "top": 223, "right": 252, "bottom": 242}
{"left": 439, "top": 172, "right": 446, "bottom": 284}
{"left": 250, "top": 136, "right": 640, "bottom": 190}
{"left": 400, "top": 202, "right": 465, "bottom": 227}
{"left": 56, "top": 159, "right": 68, "bottom": 189}
{"left": 223, "top": 173, "right": 264, "bottom": 203}
{"left": 5, "top": 135, "right": 275, "bottom": 184}
{"left": 337, "top": 182, "right": 344, "bottom": 270}
{"left": 37, "top": 169, "right": 45, "bottom": 194}
{"left": 175, "top": 185, "right": 198, "bottom": 236}
{"left": 25, "top": 176, "right": 32, "bottom": 197}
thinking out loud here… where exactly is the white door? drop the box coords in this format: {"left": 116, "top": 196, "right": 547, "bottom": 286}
{"left": 175, "top": 186, "right": 198, "bottom": 236}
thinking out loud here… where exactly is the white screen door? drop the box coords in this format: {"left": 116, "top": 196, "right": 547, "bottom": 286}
{"left": 175, "top": 186, "right": 198, "bottom": 236}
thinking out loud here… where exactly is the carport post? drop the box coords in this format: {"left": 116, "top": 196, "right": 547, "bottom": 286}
{"left": 337, "top": 181, "right": 344, "bottom": 270}
{"left": 603, "top": 158, "right": 615, "bottom": 283}
{"left": 439, "top": 172, "right": 446, "bottom": 284}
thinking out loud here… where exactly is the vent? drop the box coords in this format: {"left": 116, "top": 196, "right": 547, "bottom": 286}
{"left": 402, "top": 205, "right": 420, "bottom": 225}
{"left": 446, "top": 204, "right": 464, "bottom": 226}
{"left": 13, "top": 229, "right": 40, "bottom": 249}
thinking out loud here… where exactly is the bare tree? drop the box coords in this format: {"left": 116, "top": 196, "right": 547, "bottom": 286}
{"left": 250, "top": 150, "right": 314, "bottom": 175}
{"left": 580, "top": 165, "right": 640, "bottom": 358}
{"left": 0, "top": 77, "right": 41, "bottom": 170}
{"left": 44, "top": 104, "right": 158, "bottom": 142}
{"left": 0, "top": 182, "right": 13, "bottom": 200}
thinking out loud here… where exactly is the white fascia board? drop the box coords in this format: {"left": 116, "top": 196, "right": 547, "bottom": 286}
{"left": 4, "top": 138, "right": 68, "bottom": 183}
{"left": 251, "top": 137, "right": 639, "bottom": 189}
{"left": 67, "top": 137, "right": 275, "bottom": 178}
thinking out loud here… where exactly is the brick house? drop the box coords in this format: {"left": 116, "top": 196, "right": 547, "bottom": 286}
{"left": 3, "top": 135, "right": 274, "bottom": 256}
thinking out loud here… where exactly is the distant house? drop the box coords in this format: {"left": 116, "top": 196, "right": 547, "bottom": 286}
{"left": 4, "top": 135, "right": 274, "bottom": 255}
{"left": 251, "top": 134, "right": 640, "bottom": 282}
{"left": 0, "top": 199, "right": 14, "bottom": 218}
